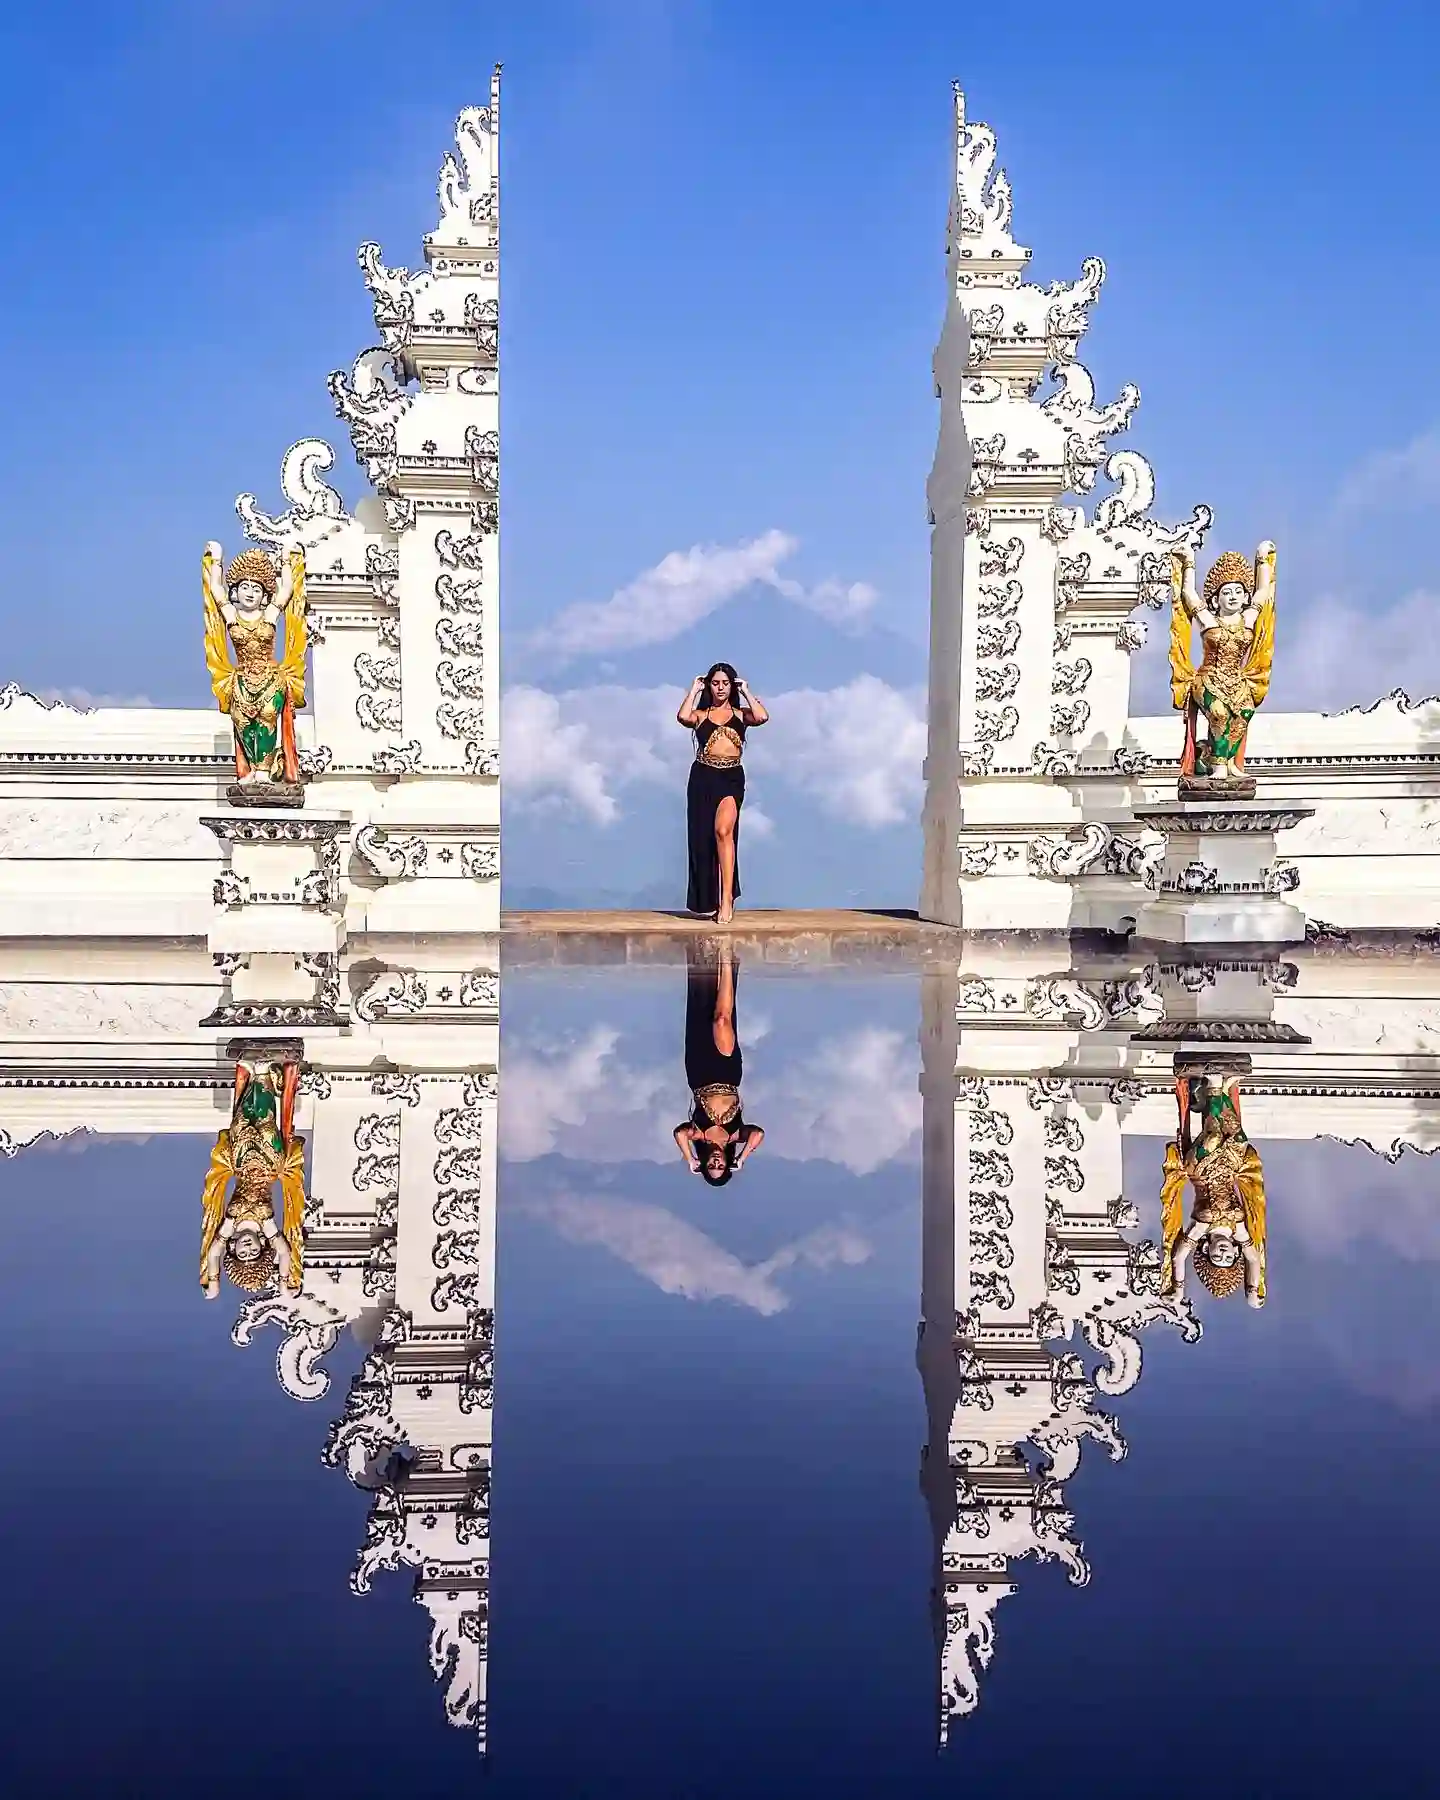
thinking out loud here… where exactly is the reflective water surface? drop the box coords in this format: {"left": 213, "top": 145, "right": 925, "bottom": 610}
{"left": 2, "top": 942, "right": 1438, "bottom": 1796}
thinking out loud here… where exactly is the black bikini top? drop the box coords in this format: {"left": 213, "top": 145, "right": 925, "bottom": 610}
{"left": 695, "top": 711, "right": 747, "bottom": 755}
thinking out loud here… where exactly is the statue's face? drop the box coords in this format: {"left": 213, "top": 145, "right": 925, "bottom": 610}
{"left": 231, "top": 578, "right": 269, "bottom": 612}
{"left": 1204, "top": 1231, "right": 1240, "bottom": 1268}
{"left": 1215, "top": 581, "right": 1248, "bottom": 617}
{"left": 231, "top": 1225, "right": 266, "bottom": 1264}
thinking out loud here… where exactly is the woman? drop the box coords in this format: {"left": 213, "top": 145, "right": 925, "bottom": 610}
{"left": 677, "top": 661, "right": 768, "bottom": 923}
{"left": 672, "top": 947, "right": 764, "bottom": 1187}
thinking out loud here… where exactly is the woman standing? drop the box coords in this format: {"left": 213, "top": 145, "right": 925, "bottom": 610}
{"left": 677, "top": 662, "right": 768, "bottom": 923}
{"left": 672, "top": 946, "right": 764, "bottom": 1186}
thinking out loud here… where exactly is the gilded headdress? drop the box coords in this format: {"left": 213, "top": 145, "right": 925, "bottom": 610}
{"left": 1192, "top": 1242, "right": 1246, "bottom": 1299}
{"left": 1203, "top": 550, "right": 1255, "bottom": 605}
{"left": 225, "top": 548, "right": 279, "bottom": 597}
{"left": 223, "top": 1239, "right": 278, "bottom": 1292}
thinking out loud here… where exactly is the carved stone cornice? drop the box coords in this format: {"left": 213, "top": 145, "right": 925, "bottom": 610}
{"left": 202, "top": 814, "right": 348, "bottom": 844}
{"left": 1134, "top": 805, "right": 1316, "bottom": 834}
{"left": 199, "top": 1000, "right": 348, "bottom": 1029}
{"left": 1129, "top": 1020, "right": 1310, "bottom": 1044}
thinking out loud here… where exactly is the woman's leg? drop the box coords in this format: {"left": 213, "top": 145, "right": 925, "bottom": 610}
{"left": 715, "top": 796, "right": 738, "bottom": 924}
{"left": 712, "top": 945, "right": 737, "bottom": 1053}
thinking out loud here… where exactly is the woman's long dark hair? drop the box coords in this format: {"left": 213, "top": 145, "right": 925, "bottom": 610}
{"left": 703, "top": 662, "right": 740, "bottom": 706}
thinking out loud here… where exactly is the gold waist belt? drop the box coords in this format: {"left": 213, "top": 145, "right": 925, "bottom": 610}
{"left": 695, "top": 1083, "right": 740, "bottom": 1125}
{"left": 697, "top": 749, "right": 742, "bottom": 770}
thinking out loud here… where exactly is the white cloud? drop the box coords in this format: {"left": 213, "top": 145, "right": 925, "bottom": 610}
{"left": 24, "top": 686, "right": 155, "bottom": 710}
{"left": 748, "top": 675, "right": 926, "bottom": 827}
{"left": 1129, "top": 417, "right": 1440, "bottom": 716}
{"left": 500, "top": 1018, "right": 918, "bottom": 1176}
{"left": 519, "top": 1189, "right": 871, "bottom": 1314}
{"left": 536, "top": 531, "right": 797, "bottom": 663}
{"left": 1279, "top": 585, "right": 1440, "bottom": 712}
{"left": 1333, "top": 428, "right": 1440, "bottom": 517}
{"left": 524, "top": 531, "right": 879, "bottom": 666}
{"left": 502, "top": 683, "right": 687, "bottom": 825}
{"left": 770, "top": 573, "right": 880, "bottom": 631}
{"left": 504, "top": 675, "right": 924, "bottom": 829}
{"left": 1134, "top": 581, "right": 1440, "bottom": 716}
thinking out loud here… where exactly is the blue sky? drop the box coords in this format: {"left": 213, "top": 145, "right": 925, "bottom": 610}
{"left": 4, "top": 1, "right": 1439, "bottom": 903}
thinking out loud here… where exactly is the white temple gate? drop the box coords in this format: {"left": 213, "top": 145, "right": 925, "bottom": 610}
{"left": 922, "top": 85, "right": 1440, "bottom": 935}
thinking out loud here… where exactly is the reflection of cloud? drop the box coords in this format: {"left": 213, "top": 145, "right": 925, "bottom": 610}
{"left": 749, "top": 1025, "right": 920, "bottom": 1175}
{"left": 521, "top": 1189, "right": 871, "bottom": 1314}
{"left": 499, "top": 1026, "right": 672, "bottom": 1162}
{"left": 504, "top": 676, "right": 924, "bottom": 829}
{"left": 4, "top": 1128, "right": 155, "bottom": 1156}
{"left": 500, "top": 1021, "right": 919, "bottom": 1175}
{"left": 1244, "top": 1139, "right": 1440, "bottom": 1414}
{"left": 1285, "top": 1142, "right": 1440, "bottom": 1263}
{"left": 738, "top": 1008, "right": 772, "bottom": 1048}
{"left": 34, "top": 687, "right": 155, "bottom": 710}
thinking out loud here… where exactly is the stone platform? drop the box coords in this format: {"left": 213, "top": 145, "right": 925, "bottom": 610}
{"left": 500, "top": 908, "right": 968, "bottom": 966}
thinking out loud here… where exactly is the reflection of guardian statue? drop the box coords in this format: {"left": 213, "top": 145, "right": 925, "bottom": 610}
{"left": 201, "top": 1053, "right": 306, "bottom": 1297}
{"left": 1161, "top": 1067, "right": 1267, "bottom": 1308}
{"left": 1169, "top": 541, "right": 1275, "bottom": 792}
{"left": 203, "top": 541, "right": 309, "bottom": 791}
{"left": 673, "top": 946, "right": 764, "bottom": 1186}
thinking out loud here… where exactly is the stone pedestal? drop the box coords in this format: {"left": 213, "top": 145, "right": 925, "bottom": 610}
{"left": 1133, "top": 803, "right": 1313, "bottom": 945}
{"left": 1129, "top": 954, "right": 1310, "bottom": 1045}
{"left": 201, "top": 811, "right": 349, "bottom": 1029}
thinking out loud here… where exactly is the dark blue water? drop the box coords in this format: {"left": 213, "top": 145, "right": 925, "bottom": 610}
{"left": 1, "top": 965, "right": 1436, "bottom": 1797}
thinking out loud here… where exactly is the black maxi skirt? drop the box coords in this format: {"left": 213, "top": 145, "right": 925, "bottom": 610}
{"left": 684, "top": 956, "right": 743, "bottom": 1094}
{"left": 686, "top": 761, "right": 744, "bottom": 915}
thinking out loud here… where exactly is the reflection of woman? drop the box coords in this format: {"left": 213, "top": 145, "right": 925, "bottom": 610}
{"left": 677, "top": 662, "right": 768, "bottom": 923}
{"left": 673, "top": 949, "right": 764, "bottom": 1186}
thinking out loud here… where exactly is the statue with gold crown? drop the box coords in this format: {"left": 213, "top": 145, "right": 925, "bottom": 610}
{"left": 200, "top": 1051, "right": 306, "bottom": 1299}
{"left": 1159, "top": 1064, "right": 1267, "bottom": 1308}
{"left": 203, "top": 541, "right": 308, "bottom": 802}
{"left": 1169, "top": 541, "right": 1276, "bottom": 798}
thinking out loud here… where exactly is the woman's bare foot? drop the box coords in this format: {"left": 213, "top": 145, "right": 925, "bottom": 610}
{"left": 717, "top": 902, "right": 735, "bottom": 925}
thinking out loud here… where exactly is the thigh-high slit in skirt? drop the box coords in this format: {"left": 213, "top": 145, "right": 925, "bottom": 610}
{"left": 686, "top": 760, "right": 744, "bottom": 915}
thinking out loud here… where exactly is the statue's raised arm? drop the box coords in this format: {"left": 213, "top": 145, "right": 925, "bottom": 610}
{"left": 1174, "top": 544, "right": 1203, "bottom": 621}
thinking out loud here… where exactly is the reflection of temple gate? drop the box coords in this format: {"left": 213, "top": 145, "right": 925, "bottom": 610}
{"left": 0, "top": 937, "right": 499, "bottom": 1752}
{"left": 919, "top": 937, "right": 1440, "bottom": 1739}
